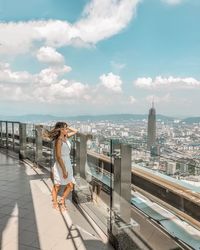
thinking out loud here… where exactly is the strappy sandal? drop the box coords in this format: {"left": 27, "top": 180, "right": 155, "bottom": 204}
{"left": 59, "top": 197, "right": 68, "bottom": 211}
{"left": 52, "top": 201, "right": 59, "bottom": 210}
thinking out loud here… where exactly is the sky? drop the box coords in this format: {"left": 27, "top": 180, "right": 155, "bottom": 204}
{"left": 0, "top": 0, "right": 200, "bottom": 117}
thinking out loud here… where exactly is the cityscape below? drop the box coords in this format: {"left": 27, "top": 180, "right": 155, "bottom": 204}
{"left": 4, "top": 105, "right": 199, "bottom": 189}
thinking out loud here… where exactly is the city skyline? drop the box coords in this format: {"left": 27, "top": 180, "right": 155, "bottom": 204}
{"left": 0, "top": 0, "right": 200, "bottom": 116}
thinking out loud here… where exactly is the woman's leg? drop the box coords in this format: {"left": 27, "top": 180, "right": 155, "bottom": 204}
{"left": 60, "top": 182, "right": 74, "bottom": 210}
{"left": 52, "top": 184, "right": 60, "bottom": 209}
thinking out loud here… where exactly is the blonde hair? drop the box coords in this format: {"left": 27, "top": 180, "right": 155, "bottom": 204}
{"left": 42, "top": 122, "right": 68, "bottom": 141}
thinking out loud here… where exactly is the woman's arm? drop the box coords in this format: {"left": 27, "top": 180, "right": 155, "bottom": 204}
{"left": 55, "top": 139, "right": 68, "bottom": 178}
{"left": 67, "top": 126, "right": 78, "bottom": 138}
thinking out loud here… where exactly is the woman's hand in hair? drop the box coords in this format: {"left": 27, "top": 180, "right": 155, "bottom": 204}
{"left": 67, "top": 126, "right": 78, "bottom": 138}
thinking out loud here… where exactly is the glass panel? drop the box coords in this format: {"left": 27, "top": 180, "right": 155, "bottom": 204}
{"left": 73, "top": 133, "right": 112, "bottom": 234}
{"left": 1, "top": 122, "right": 7, "bottom": 148}
{"left": 0, "top": 122, "right": 20, "bottom": 153}
{"left": 25, "top": 123, "right": 36, "bottom": 162}
{"left": 14, "top": 123, "right": 20, "bottom": 153}
{"left": 109, "top": 139, "right": 141, "bottom": 249}
{"left": 36, "top": 125, "right": 54, "bottom": 172}
{"left": 7, "top": 122, "right": 13, "bottom": 149}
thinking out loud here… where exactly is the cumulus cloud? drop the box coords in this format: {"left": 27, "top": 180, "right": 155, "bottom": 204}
{"left": 0, "top": 63, "right": 33, "bottom": 84}
{"left": 75, "top": 0, "right": 140, "bottom": 44}
{"left": 0, "top": 62, "right": 86, "bottom": 103}
{"left": 36, "top": 46, "right": 64, "bottom": 65}
{"left": 99, "top": 72, "right": 122, "bottom": 92}
{"left": 134, "top": 76, "right": 200, "bottom": 89}
{"left": 0, "top": 0, "right": 140, "bottom": 55}
{"left": 0, "top": 63, "right": 128, "bottom": 105}
{"left": 162, "top": 0, "right": 183, "bottom": 5}
{"left": 0, "top": 63, "right": 134, "bottom": 107}
{"left": 37, "top": 65, "right": 72, "bottom": 86}
{"left": 32, "top": 80, "right": 89, "bottom": 103}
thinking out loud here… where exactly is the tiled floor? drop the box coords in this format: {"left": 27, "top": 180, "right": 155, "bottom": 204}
{"left": 0, "top": 152, "right": 113, "bottom": 250}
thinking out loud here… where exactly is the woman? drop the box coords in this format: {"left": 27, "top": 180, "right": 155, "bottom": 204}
{"left": 44, "top": 122, "right": 77, "bottom": 211}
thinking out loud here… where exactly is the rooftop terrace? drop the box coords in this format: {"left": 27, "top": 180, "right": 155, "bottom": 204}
{"left": 0, "top": 121, "right": 200, "bottom": 250}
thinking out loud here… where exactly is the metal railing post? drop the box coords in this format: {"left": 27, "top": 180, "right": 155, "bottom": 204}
{"left": 19, "top": 123, "right": 27, "bottom": 159}
{"left": 79, "top": 134, "right": 87, "bottom": 179}
{"left": 6, "top": 122, "right": 8, "bottom": 149}
{"left": 35, "top": 125, "right": 43, "bottom": 166}
{"left": 112, "top": 143, "right": 131, "bottom": 223}
{"left": 12, "top": 122, "right": 15, "bottom": 151}
{"left": 0, "top": 121, "right": 2, "bottom": 147}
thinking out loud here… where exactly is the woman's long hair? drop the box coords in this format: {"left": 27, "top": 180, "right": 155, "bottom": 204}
{"left": 42, "top": 122, "right": 68, "bottom": 141}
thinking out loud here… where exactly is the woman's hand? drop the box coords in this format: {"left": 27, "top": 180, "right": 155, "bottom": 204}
{"left": 67, "top": 126, "right": 78, "bottom": 138}
{"left": 63, "top": 170, "right": 68, "bottom": 179}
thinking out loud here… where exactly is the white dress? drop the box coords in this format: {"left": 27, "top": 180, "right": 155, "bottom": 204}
{"left": 52, "top": 139, "right": 76, "bottom": 185}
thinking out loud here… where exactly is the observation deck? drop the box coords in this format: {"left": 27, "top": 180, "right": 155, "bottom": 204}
{"left": 0, "top": 121, "right": 200, "bottom": 250}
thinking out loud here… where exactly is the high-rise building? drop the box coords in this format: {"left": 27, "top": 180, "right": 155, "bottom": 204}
{"left": 167, "top": 161, "right": 176, "bottom": 175}
{"left": 147, "top": 102, "right": 156, "bottom": 150}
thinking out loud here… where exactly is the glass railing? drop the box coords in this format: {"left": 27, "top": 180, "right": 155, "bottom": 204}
{"left": 0, "top": 121, "right": 20, "bottom": 153}
{"left": 1, "top": 120, "right": 200, "bottom": 250}
{"left": 72, "top": 133, "right": 112, "bottom": 234}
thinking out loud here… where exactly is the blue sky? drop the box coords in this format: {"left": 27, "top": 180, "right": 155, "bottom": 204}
{"left": 0, "top": 0, "right": 200, "bottom": 117}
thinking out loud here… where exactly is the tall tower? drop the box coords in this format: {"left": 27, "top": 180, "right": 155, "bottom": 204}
{"left": 147, "top": 101, "right": 156, "bottom": 150}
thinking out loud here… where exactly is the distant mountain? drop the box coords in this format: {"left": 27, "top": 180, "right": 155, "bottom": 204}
{"left": 68, "top": 114, "right": 148, "bottom": 122}
{"left": 66, "top": 114, "right": 174, "bottom": 122}
{"left": 182, "top": 117, "right": 200, "bottom": 124}
{"left": 0, "top": 113, "right": 174, "bottom": 123}
{"left": 156, "top": 114, "right": 175, "bottom": 122}
{"left": 0, "top": 114, "right": 65, "bottom": 123}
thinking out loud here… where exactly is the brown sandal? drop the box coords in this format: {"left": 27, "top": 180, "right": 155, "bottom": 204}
{"left": 52, "top": 201, "right": 59, "bottom": 210}
{"left": 59, "top": 197, "right": 68, "bottom": 211}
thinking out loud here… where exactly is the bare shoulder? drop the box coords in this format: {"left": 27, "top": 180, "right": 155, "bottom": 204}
{"left": 55, "top": 137, "right": 63, "bottom": 146}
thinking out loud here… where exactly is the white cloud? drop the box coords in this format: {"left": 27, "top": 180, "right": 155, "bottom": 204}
{"left": 0, "top": 63, "right": 133, "bottom": 107}
{"left": 75, "top": 0, "right": 140, "bottom": 44}
{"left": 0, "top": 63, "right": 81, "bottom": 103}
{"left": 0, "top": 63, "right": 126, "bottom": 105}
{"left": 0, "top": 21, "right": 39, "bottom": 55}
{"left": 32, "top": 80, "right": 89, "bottom": 103}
{"left": 0, "top": 63, "right": 33, "bottom": 84}
{"left": 0, "top": 84, "right": 31, "bottom": 101}
{"left": 37, "top": 65, "right": 71, "bottom": 86}
{"left": 135, "top": 77, "right": 153, "bottom": 88}
{"left": 162, "top": 0, "right": 183, "bottom": 5}
{"left": 134, "top": 76, "right": 200, "bottom": 89}
{"left": 129, "top": 96, "right": 137, "bottom": 104}
{"left": 110, "top": 61, "right": 126, "bottom": 72}
{"left": 99, "top": 72, "right": 122, "bottom": 92}
{"left": 0, "top": 0, "right": 140, "bottom": 55}
{"left": 36, "top": 46, "right": 64, "bottom": 64}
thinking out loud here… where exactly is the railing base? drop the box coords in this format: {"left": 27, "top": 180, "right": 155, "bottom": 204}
{"left": 72, "top": 177, "right": 93, "bottom": 203}
{"left": 108, "top": 219, "right": 144, "bottom": 250}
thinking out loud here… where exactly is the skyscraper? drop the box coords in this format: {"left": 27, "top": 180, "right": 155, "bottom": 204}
{"left": 147, "top": 102, "right": 156, "bottom": 150}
